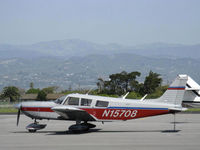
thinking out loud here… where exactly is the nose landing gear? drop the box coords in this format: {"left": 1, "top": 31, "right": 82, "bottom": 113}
{"left": 26, "top": 119, "right": 47, "bottom": 133}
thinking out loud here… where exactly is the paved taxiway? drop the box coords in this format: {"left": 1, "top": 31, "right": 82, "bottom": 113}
{"left": 0, "top": 114, "right": 200, "bottom": 150}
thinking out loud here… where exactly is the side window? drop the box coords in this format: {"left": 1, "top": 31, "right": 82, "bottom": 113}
{"left": 81, "top": 98, "right": 92, "bottom": 106}
{"left": 65, "top": 97, "right": 79, "bottom": 105}
{"left": 95, "top": 100, "right": 109, "bottom": 107}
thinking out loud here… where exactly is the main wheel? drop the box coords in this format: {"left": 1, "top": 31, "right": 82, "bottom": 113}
{"left": 28, "top": 129, "right": 36, "bottom": 133}
{"left": 69, "top": 124, "right": 89, "bottom": 133}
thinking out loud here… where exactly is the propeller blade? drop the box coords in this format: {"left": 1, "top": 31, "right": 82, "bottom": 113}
{"left": 14, "top": 103, "right": 22, "bottom": 126}
{"left": 16, "top": 109, "right": 20, "bottom": 126}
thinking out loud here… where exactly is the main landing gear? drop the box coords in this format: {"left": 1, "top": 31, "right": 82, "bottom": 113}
{"left": 26, "top": 119, "right": 47, "bottom": 133}
{"left": 25, "top": 119, "right": 96, "bottom": 133}
{"left": 68, "top": 121, "right": 96, "bottom": 133}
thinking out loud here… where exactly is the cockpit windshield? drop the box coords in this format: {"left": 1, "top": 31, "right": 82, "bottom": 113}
{"left": 54, "top": 96, "right": 66, "bottom": 104}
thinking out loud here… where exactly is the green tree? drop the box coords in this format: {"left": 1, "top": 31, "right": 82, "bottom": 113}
{"left": 108, "top": 72, "right": 124, "bottom": 95}
{"left": 126, "top": 91, "right": 142, "bottom": 99}
{"left": 26, "top": 88, "right": 40, "bottom": 94}
{"left": 127, "top": 71, "right": 141, "bottom": 91}
{"left": 97, "top": 71, "right": 141, "bottom": 95}
{"left": 30, "top": 82, "right": 34, "bottom": 89}
{"left": 146, "top": 85, "right": 168, "bottom": 99}
{"left": 37, "top": 90, "right": 47, "bottom": 101}
{"left": 143, "top": 71, "right": 162, "bottom": 95}
{"left": 1, "top": 86, "right": 20, "bottom": 102}
{"left": 26, "top": 82, "right": 40, "bottom": 94}
{"left": 42, "top": 86, "right": 58, "bottom": 94}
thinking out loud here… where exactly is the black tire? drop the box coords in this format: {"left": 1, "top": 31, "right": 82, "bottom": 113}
{"left": 28, "top": 129, "right": 36, "bottom": 133}
{"left": 69, "top": 129, "right": 81, "bottom": 134}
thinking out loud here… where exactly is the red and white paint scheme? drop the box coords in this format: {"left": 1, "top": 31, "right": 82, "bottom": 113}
{"left": 15, "top": 75, "right": 190, "bottom": 132}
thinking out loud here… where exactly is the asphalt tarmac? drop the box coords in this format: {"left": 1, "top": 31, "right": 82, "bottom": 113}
{"left": 0, "top": 114, "right": 200, "bottom": 150}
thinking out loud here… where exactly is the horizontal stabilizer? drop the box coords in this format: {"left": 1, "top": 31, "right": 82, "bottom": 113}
{"left": 186, "top": 76, "right": 200, "bottom": 90}
{"left": 186, "top": 88, "right": 200, "bottom": 91}
{"left": 169, "top": 107, "right": 188, "bottom": 112}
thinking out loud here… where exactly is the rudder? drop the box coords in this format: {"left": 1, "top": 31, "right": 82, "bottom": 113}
{"left": 157, "top": 75, "right": 188, "bottom": 105}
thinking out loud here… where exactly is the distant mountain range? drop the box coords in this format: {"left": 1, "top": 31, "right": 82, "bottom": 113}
{"left": 0, "top": 39, "right": 200, "bottom": 59}
{"left": 0, "top": 39, "right": 199, "bottom": 90}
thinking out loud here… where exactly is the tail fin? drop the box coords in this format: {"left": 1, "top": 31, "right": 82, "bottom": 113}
{"left": 157, "top": 74, "right": 188, "bottom": 105}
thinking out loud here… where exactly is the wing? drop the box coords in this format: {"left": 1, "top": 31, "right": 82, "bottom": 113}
{"left": 51, "top": 105, "right": 96, "bottom": 121}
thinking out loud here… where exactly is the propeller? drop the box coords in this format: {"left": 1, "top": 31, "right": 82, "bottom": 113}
{"left": 14, "top": 103, "right": 22, "bottom": 126}
{"left": 16, "top": 108, "right": 21, "bottom": 126}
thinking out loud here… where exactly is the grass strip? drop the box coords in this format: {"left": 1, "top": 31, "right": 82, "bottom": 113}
{"left": 186, "top": 108, "right": 200, "bottom": 112}
{"left": 0, "top": 107, "right": 18, "bottom": 113}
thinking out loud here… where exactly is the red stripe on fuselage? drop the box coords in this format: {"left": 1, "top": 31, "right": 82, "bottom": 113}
{"left": 81, "top": 108, "right": 169, "bottom": 120}
{"left": 21, "top": 107, "right": 54, "bottom": 112}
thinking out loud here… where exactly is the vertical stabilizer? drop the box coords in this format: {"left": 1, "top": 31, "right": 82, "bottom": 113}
{"left": 158, "top": 75, "right": 188, "bottom": 105}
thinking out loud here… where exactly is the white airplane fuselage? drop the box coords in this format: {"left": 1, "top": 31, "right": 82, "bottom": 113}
{"left": 20, "top": 93, "right": 179, "bottom": 122}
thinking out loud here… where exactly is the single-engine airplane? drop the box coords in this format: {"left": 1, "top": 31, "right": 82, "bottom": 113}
{"left": 15, "top": 74, "right": 190, "bottom": 133}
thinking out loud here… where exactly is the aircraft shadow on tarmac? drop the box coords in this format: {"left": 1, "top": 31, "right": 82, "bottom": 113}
{"left": 12, "top": 129, "right": 181, "bottom": 135}
{"left": 12, "top": 129, "right": 102, "bottom": 135}
{"left": 47, "top": 129, "right": 102, "bottom": 135}
{"left": 170, "top": 121, "right": 190, "bottom": 124}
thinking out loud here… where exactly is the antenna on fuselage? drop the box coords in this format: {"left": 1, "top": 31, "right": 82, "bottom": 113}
{"left": 122, "top": 92, "right": 129, "bottom": 99}
{"left": 86, "top": 87, "right": 95, "bottom": 95}
{"left": 140, "top": 94, "right": 148, "bottom": 101}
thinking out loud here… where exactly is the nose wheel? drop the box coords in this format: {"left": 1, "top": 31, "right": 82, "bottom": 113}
{"left": 26, "top": 119, "right": 47, "bottom": 133}
{"left": 28, "top": 128, "right": 37, "bottom": 133}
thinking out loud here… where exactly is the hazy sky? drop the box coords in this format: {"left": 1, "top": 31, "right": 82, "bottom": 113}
{"left": 0, "top": 0, "right": 200, "bottom": 46}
